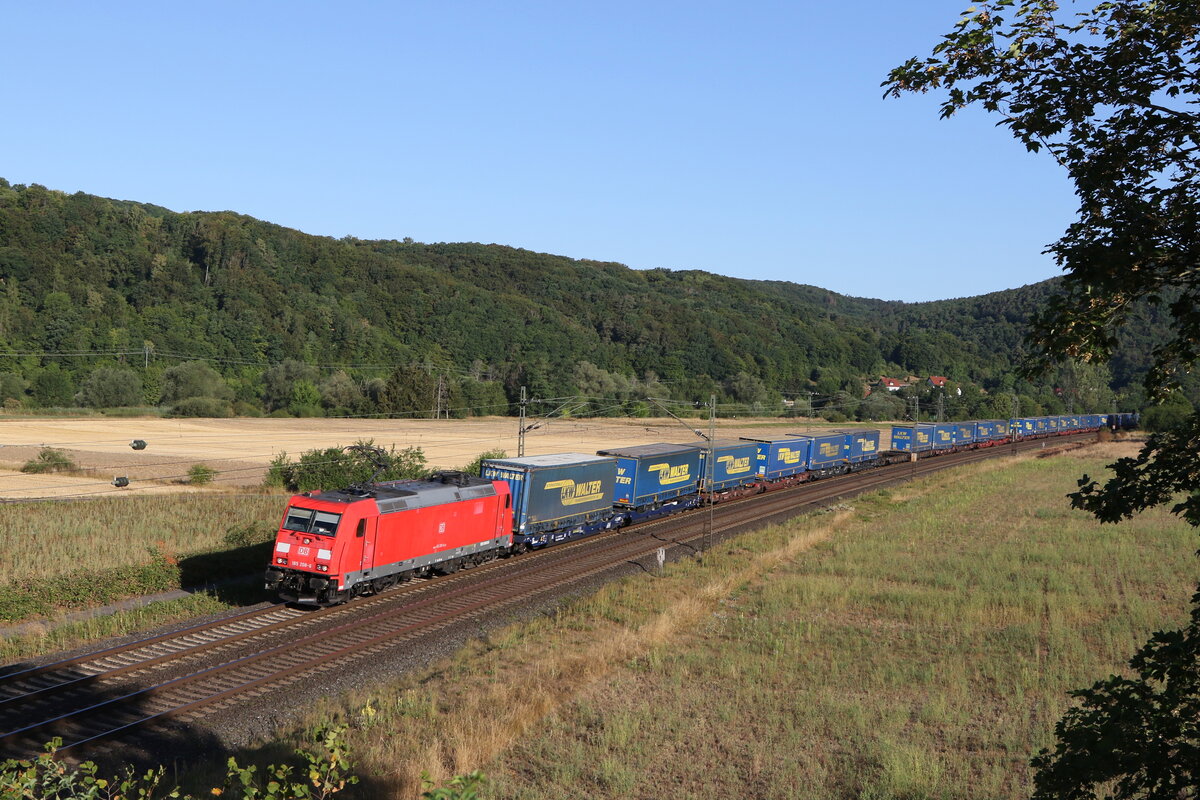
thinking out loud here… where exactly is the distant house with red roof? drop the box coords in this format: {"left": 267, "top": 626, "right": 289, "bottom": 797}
{"left": 928, "top": 375, "right": 948, "bottom": 389}
{"left": 877, "top": 376, "right": 905, "bottom": 392}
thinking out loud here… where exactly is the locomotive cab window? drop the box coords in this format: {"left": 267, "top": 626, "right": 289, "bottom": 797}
{"left": 283, "top": 507, "right": 342, "bottom": 536}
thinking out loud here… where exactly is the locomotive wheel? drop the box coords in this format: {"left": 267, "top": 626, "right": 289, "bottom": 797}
{"left": 372, "top": 575, "right": 398, "bottom": 593}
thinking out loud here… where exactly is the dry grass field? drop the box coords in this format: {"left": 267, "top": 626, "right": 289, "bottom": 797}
{"left": 0, "top": 415, "right": 868, "bottom": 498}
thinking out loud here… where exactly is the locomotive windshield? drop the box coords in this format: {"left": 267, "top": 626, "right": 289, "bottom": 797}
{"left": 283, "top": 507, "right": 342, "bottom": 536}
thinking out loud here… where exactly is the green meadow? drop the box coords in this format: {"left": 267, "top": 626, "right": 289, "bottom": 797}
{"left": 0, "top": 493, "right": 284, "bottom": 582}
{"left": 0, "top": 494, "right": 283, "bottom": 628}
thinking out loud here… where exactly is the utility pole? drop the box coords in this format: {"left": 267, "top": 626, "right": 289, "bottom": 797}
{"left": 1011, "top": 394, "right": 1020, "bottom": 455}
{"left": 707, "top": 394, "right": 716, "bottom": 557}
{"left": 646, "top": 396, "right": 716, "bottom": 560}
{"left": 434, "top": 375, "right": 448, "bottom": 419}
{"left": 518, "top": 386, "right": 527, "bottom": 457}
{"left": 936, "top": 394, "right": 944, "bottom": 423}
{"left": 910, "top": 397, "right": 919, "bottom": 480}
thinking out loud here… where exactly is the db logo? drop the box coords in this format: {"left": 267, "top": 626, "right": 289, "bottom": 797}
{"left": 297, "top": 546, "right": 311, "bottom": 556}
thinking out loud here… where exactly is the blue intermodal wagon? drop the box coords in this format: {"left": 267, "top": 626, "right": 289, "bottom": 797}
{"left": 891, "top": 423, "right": 935, "bottom": 453}
{"left": 595, "top": 442, "right": 702, "bottom": 509}
{"left": 788, "top": 431, "right": 849, "bottom": 473}
{"left": 838, "top": 428, "right": 881, "bottom": 464}
{"left": 932, "top": 423, "right": 957, "bottom": 450}
{"left": 741, "top": 435, "right": 812, "bottom": 480}
{"left": 975, "top": 420, "right": 1009, "bottom": 443}
{"left": 481, "top": 453, "right": 616, "bottom": 546}
{"left": 953, "top": 422, "right": 975, "bottom": 447}
{"left": 697, "top": 439, "right": 761, "bottom": 491}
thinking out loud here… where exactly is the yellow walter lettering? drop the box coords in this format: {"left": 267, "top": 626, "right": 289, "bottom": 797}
{"left": 716, "top": 455, "right": 751, "bottom": 474}
{"left": 647, "top": 463, "right": 691, "bottom": 485}
{"left": 778, "top": 447, "right": 802, "bottom": 464}
{"left": 543, "top": 479, "right": 606, "bottom": 505}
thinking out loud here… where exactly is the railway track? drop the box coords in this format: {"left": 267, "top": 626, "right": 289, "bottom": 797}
{"left": 0, "top": 432, "right": 1096, "bottom": 761}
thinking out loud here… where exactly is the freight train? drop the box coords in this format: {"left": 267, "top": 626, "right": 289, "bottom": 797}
{"left": 265, "top": 412, "right": 1136, "bottom": 605}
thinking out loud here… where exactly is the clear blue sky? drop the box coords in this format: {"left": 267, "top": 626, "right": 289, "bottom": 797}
{"left": 2, "top": 1, "right": 1077, "bottom": 302}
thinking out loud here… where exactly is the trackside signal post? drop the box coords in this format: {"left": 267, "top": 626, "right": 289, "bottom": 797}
{"left": 648, "top": 394, "right": 716, "bottom": 559}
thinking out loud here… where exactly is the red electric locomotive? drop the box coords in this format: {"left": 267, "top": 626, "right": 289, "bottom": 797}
{"left": 265, "top": 471, "right": 513, "bottom": 605}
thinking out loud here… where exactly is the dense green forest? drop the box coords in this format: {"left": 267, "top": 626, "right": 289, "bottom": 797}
{"left": 0, "top": 179, "right": 1183, "bottom": 422}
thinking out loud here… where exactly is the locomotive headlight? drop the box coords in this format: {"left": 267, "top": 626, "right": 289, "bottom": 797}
{"left": 276, "top": 556, "right": 288, "bottom": 565}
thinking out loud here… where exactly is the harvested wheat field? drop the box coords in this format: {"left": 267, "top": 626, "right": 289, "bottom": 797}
{"left": 0, "top": 416, "right": 856, "bottom": 498}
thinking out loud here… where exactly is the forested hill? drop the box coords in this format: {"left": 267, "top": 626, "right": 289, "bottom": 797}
{"left": 0, "top": 179, "right": 1159, "bottom": 419}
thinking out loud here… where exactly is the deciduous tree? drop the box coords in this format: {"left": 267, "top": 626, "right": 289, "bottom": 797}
{"left": 161, "top": 360, "right": 233, "bottom": 403}
{"left": 74, "top": 366, "right": 141, "bottom": 408}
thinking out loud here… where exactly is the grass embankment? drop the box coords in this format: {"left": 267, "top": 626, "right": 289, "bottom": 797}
{"left": 0, "top": 494, "right": 284, "bottom": 626}
{"left": 256, "top": 447, "right": 1195, "bottom": 799}
{"left": 0, "top": 594, "right": 237, "bottom": 665}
